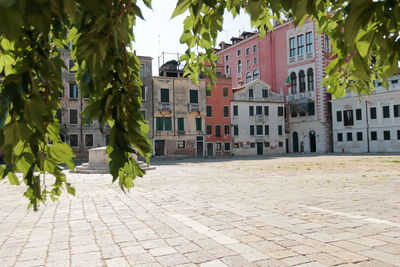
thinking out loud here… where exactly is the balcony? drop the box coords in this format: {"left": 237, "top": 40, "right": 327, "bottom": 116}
{"left": 159, "top": 102, "right": 171, "bottom": 111}
{"left": 177, "top": 130, "right": 185, "bottom": 136}
{"left": 255, "top": 114, "right": 264, "bottom": 123}
{"left": 297, "top": 55, "right": 304, "bottom": 61}
{"left": 287, "top": 91, "right": 315, "bottom": 102}
{"left": 188, "top": 103, "right": 200, "bottom": 113}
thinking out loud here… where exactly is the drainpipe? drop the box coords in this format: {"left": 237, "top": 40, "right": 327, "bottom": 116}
{"left": 365, "top": 99, "right": 370, "bottom": 153}
{"left": 173, "top": 78, "right": 176, "bottom": 137}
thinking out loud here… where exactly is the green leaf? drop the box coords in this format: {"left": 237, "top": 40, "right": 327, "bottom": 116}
{"left": 172, "top": 0, "right": 191, "bottom": 18}
{"left": 7, "top": 172, "right": 20, "bottom": 185}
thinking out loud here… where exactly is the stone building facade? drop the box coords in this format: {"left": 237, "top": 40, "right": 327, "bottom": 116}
{"left": 152, "top": 61, "right": 206, "bottom": 156}
{"left": 231, "top": 80, "right": 286, "bottom": 155}
{"left": 332, "top": 75, "right": 400, "bottom": 153}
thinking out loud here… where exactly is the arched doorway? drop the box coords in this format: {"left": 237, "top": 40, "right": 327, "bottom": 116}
{"left": 309, "top": 130, "right": 316, "bottom": 152}
{"left": 292, "top": 132, "right": 299, "bottom": 153}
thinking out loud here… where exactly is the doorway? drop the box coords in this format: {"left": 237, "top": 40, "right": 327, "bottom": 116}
{"left": 257, "top": 142, "right": 263, "bottom": 155}
{"left": 309, "top": 130, "right": 316, "bottom": 152}
{"left": 292, "top": 132, "right": 299, "bottom": 153}
{"left": 154, "top": 140, "right": 165, "bottom": 156}
{"left": 207, "top": 143, "right": 214, "bottom": 156}
{"left": 196, "top": 136, "right": 204, "bottom": 156}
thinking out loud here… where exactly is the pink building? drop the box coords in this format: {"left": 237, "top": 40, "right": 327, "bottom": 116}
{"left": 216, "top": 20, "right": 333, "bottom": 153}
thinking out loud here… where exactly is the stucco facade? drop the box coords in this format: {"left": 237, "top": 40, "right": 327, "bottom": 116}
{"left": 152, "top": 61, "right": 206, "bottom": 156}
{"left": 231, "top": 80, "right": 286, "bottom": 155}
{"left": 332, "top": 75, "right": 400, "bottom": 153}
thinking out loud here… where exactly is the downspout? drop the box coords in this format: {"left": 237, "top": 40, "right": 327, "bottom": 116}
{"left": 173, "top": 78, "right": 176, "bottom": 137}
{"left": 365, "top": 99, "right": 370, "bottom": 153}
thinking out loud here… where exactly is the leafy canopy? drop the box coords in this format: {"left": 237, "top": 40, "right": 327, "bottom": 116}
{"left": 0, "top": 0, "right": 398, "bottom": 210}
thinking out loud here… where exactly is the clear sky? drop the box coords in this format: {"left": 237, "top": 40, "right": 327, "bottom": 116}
{"left": 133, "top": 0, "right": 253, "bottom": 74}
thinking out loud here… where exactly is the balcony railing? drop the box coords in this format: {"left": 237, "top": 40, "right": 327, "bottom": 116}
{"left": 159, "top": 102, "right": 171, "bottom": 111}
{"left": 188, "top": 103, "right": 200, "bottom": 112}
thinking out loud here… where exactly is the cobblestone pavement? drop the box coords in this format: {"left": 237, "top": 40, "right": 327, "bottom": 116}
{"left": 1, "top": 154, "right": 400, "bottom": 267}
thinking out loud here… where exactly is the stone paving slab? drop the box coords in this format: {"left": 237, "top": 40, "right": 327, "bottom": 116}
{"left": 1, "top": 155, "right": 400, "bottom": 266}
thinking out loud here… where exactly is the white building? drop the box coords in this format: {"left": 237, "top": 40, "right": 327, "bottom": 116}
{"left": 332, "top": 75, "right": 400, "bottom": 153}
{"left": 231, "top": 80, "right": 286, "bottom": 155}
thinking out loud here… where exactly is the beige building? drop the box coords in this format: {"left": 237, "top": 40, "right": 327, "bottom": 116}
{"left": 231, "top": 80, "right": 286, "bottom": 155}
{"left": 332, "top": 75, "right": 400, "bottom": 153}
{"left": 152, "top": 60, "right": 206, "bottom": 156}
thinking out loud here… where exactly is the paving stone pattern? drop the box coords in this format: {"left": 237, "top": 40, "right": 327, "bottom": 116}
{"left": 1, "top": 155, "right": 400, "bottom": 266}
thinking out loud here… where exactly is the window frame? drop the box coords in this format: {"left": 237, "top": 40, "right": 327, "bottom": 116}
{"left": 69, "top": 109, "right": 79, "bottom": 125}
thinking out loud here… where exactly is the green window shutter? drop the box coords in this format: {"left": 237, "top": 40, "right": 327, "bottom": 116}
{"left": 164, "top": 117, "right": 172, "bottom": 130}
{"left": 190, "top": 90, "right": 198, "bottom": 103}
{"left": 196, "top": 118, "right": 202, "bottom": 131}
{"left": 156, "top": 117, "right": 164, "bottom": 130}
{"left": 264, "top": 125, "right": 269, "bottom": 135}
{"left": 223, "top": 87, "right": 228, "bottom": 97}
{"left": 177, "top": 118, "right": 184, "bottom": 131}
{"left": 161, "top": 88, "right": 169, "bottom": 102}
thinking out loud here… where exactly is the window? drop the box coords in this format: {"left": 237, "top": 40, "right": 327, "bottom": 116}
{"left": 69, "top": 109, "right": 78, "bottom": 125}
{"left": 141, "top": 86, "right": 146, "bottom": 100}
{"left": 356, "top": 109, "right": 362, "bottom": 120}
{"left": 370, "top": 107, "right": 377, "bottom": 119}
{"left": 246, "top": 60, "right": 250, "bottom": 67}
{"left": 278, "top": 106, "right": 284, "bottom": 116}
{"left": 215, "top": 125, "right": 221, "bottom": 137}
{"left": 398, "top": 130, "right": 400, "bottom": 140}
{"left": 290, "top": 72, "right": 297, "bottom": 94}
{"left": 237, "top": 60, "right": 242, "bottom": 73}
{"left": 246, "top": 47, "right": 250, "bottom": 55}
{"left": 256, "top": 125, "right": 263, "bottom": 135}
{"left": 299, "top": 70, "right": 305, "bottom": 92}
{"left": 223, "top": 106, "right": 229, "bottom": 117}
{"left": 278, "top": 125, "right": 283, "bottom": 136}
{"left": 383, "top": 106, "right": 390, "bottom": 118}
{"left": 85, "top": 134, "right": 94, "bottom": 147}
{"left": 264, "top": 142, "right": 270, "bottom": 147}
{"left": 206, "top": 105, "right": 212, "bottom": 117}
{"left": 223, "top": 86, "right": 229, "bottom": 97}
{"left": 307, "top": 68, "right": 314, "bottom": 91}
{"left": 206, "top": 125, "right": 212, "bottom": 135}
{"left": 60, "top": 134, "right": 65, "bottom": 143}
{"left": 256, "top": 106, "right": 262, "bottom": 115}
{"left": 371, "top": 131, "right": 377, "bottom": 141}
{"left": 250, "top": 125, "right": 255, "bottom": 136}
{"left": 190, "top": 90, "right": 198, "bottom": 103}
{"left": 156, "top": 117, "right": 172, "bottom": 131}
{"left": 69, "top": 134, "right": 78, "bottom": 147}
{"left": 249, "top": 88, "right": 254, "bottom": 98}
{"left": 249, "top": 106, "right": 254, "bottom": 116}
{"left": 225, "top": 65, "right": 230, "bottom": 76}
{"left": 140, "top": 63, "right": 145, "bottom": 77}
{"left": 69, "top": 83, "right": 78, "bottom": 99}
{"left": 264, "top": 125, "right": 269, "bottom": 135}
{"left": 177, "top": 140, "right": 186, "bottom": 149}
{"left": 344, "top": 110, "right": 354, "bottom": 126}
{"left": 394, "top": 104, "right": 400, "bottom": 117}
{"left": 279, "top": 142, "right": 283, "bottom": 147}
{"left": 56, "top": 109, "right": 62, "bottom": 124}
{"left": 308, "top": 102, "right": 315, "bottom": 116}
{"left": 262, "top": 89, "right": 268, "bottom": 98}
{"left": 297, "top": 34, "right": 304, "bottom": 55}
{"left": 337, "top": 133, "right": 343, "bottom": 142}
{"left": 246, "top": 72, "right": 252, "bottom": 83}
{"left": 233, "top": 105, "right": 238, "bottom": 116}
{"left": 224, "top": 124, "right": 230, "bottom": 135}
{"left": 216, "top": 143, "right": 222, "bottom": 151}
{"left": 225, "top": 55, "right": 229, "bottom": 61}
{"left": 224, "top": 142, "right": 231, "bottom": 151}
{"left": 347, "top": 132, "right": 353, "bottom": 141}
{"left": 233, "top": 125, "right": 239, "bottom": 136}
{"left": 357, "top": 132, "right": 363, "bottom": 141}
{"left": 305, "top": 32, "right": 313, "bottom": 53}
{"left": 177, "top": 118, "right": 184, "bottom": 131}
{"left": 195, "top": 118, "right": 202, "bottom": 131}
{"left": 384, "top": 130, "right": 391, "bottom": 140}
{"left": 253, "top": 69, "right": 259, "bottom": 80}
{"left": 289, "top": 37, "right": 296, "bottom": 57}
{"left": 160, "top": 88, "right": 169, "bottom": 102}
{"left": 236, "top": 49, "right": 241, "bottom": 56}
{"left": 264, "top": 106, "right": 269, "bottom": 116}
{"left": 68, "top": 60, "right": 76, "bottom": 73}
{"left": 391, "top": 79, "right": 399, "bottom": 84}
{"left": 252, "top": 44, "right": 257, "bottom": 53}
{"left": 253, "top": 57, "right": 258, "bottom": 65}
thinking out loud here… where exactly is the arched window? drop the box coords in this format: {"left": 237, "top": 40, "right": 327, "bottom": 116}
{"left": 253, "top": 69, "right": 260, "bottom": 80}
{"left": 246, "top": 72, "right": 252, "bottom": 84}
{"left": 299, "top": 70, "right": 305, "bottom": 92}
{"left": 225, "top": 65, "right": 230, "bottom": 77}
{"left": 290, "top": 72, "right": 297, "bottom": 94}
{"left": 307, "top": 68, "right": 314, "bottom": 91}
{"left": 237, "top": 60, "right": 242, "bottom": 73}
